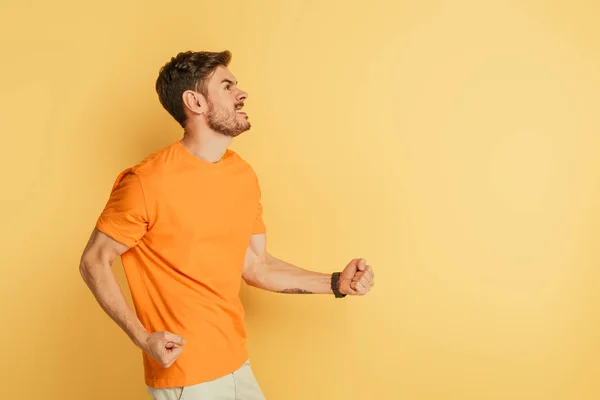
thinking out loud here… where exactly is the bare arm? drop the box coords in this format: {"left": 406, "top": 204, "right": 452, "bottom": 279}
{"left": 79, "top": 228, "right": 149, "bottom": 346}
{"left": 79, "top": 228, "right": 184, "bottom": 368}
{"left": 242, "top": 233, "right": 374, "bottom": 295}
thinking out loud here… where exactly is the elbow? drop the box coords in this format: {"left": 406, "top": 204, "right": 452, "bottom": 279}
{"left": 242, "top": 263, "right": 266, "bottom": 287}
{"left": 79, "top": 252, "right": 105, "bottom": 285}
{"left": 79, "top": 256, "right": 94, "bottom": 284}
{"left": 242, "top": 266, "right": 257, "bottom": 286}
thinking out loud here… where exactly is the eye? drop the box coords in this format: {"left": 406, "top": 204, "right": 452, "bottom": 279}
{"left": 225, "top": 84, "right": 231, "bottom": 90}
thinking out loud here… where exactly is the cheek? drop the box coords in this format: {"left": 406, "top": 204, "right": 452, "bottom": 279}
{"left": 207, "top": 92, "right": 228, "bottom": 107}
{"left": 214, "top": 98, "right": 235, "bottom": 112}
{"left": 209, "top": 101, "right": 230, "bottom": 115}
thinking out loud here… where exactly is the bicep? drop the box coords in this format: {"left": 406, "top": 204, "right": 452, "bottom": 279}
{"left": 80, "top": 227, "right": 130, "bottom": 269}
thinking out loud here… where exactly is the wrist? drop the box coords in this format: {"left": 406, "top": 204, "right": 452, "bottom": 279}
{"left": 131, "top": 328, "right": 150, "bottom": 351}
{"left": 331, "top": 272, "right": 346, "bottom": 298}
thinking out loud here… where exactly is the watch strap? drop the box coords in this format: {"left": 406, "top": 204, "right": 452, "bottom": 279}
{"left": 331, "top": 272, "right": 346, "bottom": 298}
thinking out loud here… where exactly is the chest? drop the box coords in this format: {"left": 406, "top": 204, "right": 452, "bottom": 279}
{"left": 147, "top": 170, "right": 260, "bottom": 244}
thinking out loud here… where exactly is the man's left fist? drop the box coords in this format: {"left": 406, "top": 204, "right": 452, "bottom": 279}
{"left": 339, "top": 258, "right": 375, "bottom": 296}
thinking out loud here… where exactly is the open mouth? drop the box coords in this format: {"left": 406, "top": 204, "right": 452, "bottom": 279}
{"left": 235, "top": 104, "right": 247, "bottom": 115}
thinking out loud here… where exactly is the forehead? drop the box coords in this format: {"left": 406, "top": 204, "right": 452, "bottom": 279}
{"left": 208, "top": 66, "right": 237, "bottom": 87}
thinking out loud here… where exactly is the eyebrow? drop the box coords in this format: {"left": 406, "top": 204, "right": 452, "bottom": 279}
{"left": 221, "top": 78, "right": 238, "bottom": 86}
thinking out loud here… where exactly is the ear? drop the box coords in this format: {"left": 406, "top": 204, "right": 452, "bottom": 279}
{"left": 182, "top": 90, "right": 207, "bottom": 116}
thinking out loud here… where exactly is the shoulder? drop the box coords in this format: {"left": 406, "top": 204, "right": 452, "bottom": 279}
{"left": 105, "top": 142, "right": 179, "bottom": 195}
{"left": 227, "top": 149, "right": 258, "bottom": 176}
{"left": 227, "top": 151, "right": 263, "bottom": 198}
{"left": 130, "top": 141, "right": 180, "bottom": 177}
{"left": 110, "top": 141, "right": 186, "bottom": 191}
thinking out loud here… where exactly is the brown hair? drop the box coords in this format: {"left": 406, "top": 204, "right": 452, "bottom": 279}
{"left": 155, "top": 50, "right": 232, "bottom": 127}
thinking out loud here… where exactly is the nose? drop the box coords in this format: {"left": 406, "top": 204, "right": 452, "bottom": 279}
{"left": 237, "top": 89, "right": 248, "bottom": 102}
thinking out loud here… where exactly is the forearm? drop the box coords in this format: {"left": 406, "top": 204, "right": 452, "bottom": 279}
{"left": 79, "top": 260, "right": 149, "bottom": 348}
{"left": 245, "top": 253, "right": 333, "bottom": 294}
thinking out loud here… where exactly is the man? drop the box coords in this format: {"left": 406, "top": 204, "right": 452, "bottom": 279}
{"left": 79, "top": 50, "right": 375, "bottom": 400}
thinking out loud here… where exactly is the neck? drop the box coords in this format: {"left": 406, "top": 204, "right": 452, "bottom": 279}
{"left": 180, "top": 124, "right": 233, "bottom": 163}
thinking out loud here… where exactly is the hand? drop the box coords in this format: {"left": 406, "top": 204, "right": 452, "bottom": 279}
{"left": 339, "top": 258, "right": 375, "bottom": 296}
{"left": 142, "top": 331, "right": 186, "bottom": 368}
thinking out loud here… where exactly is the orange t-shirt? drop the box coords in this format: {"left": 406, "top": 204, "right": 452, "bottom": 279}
{"left": 96, "top": 140, "right": 266, "bottom": 388}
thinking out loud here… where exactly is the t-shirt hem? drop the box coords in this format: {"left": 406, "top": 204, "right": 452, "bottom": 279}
{"left": 144, "top": 353, "right": 249, "bottom": 389}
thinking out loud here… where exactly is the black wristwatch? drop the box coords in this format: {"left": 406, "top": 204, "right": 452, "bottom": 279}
{"left": 331, "top": 272, "right": 346, "bottom": 298}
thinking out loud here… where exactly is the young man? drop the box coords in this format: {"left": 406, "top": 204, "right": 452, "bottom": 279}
{"left": 79, "top": 50, "right": 375, "bottom": 400}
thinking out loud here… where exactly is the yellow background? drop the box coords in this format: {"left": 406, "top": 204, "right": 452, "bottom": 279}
{"left": 1, "top": 0, "right": 599, "bottom": 399}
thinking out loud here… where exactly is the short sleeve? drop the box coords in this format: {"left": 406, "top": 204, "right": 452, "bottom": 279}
{"left": 96, "top": 169, "right": 148, "bottom": 248}
{"left": 252, "top": 201, "right": 266, "bottom": 234}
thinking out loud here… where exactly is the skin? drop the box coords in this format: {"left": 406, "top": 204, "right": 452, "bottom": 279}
{"left": 79, "top": 65, "right": 375, "bottom": 369}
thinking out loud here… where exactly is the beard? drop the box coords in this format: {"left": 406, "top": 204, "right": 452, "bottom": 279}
{"left": 205, "top": 100, "right": 251, "bottom": 137}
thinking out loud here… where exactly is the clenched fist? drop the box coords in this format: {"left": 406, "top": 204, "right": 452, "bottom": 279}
{"left": 339, "top": 258, "right": 375, "bottom": 296}
{"left": 142, "top": 331, "right": 186, "bottom": 368}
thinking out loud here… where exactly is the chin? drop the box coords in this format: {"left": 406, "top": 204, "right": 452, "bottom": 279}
{"left": 238, "top": 126, "right": 251, "bottom": 135}
{"left": 229, "top": 124, "right": 251, "bottom": 138}
{"left": 238, "top": 119, "right": 251, "bottom": 131}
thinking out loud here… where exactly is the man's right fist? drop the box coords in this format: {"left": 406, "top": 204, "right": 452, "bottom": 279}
{"left": 143, "top": 331, "right": 186, "bottom": 368}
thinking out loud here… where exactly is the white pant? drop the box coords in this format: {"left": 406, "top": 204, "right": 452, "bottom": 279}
{"left": 147, "top": 360, "right": 266, "bottom": 400}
